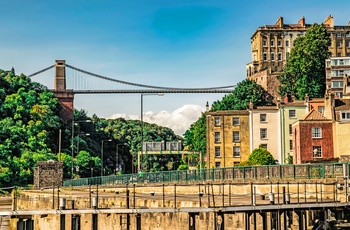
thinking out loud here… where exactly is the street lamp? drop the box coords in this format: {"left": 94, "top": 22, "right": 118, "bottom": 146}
{"left": 101, "top": 139, "right": 112, "bottom": 176}
{"left": 116, "top": 143, "right": 126, "bottom": 174}
{"left": 71, "top": 119, "right": 91, "bottom": 179}
{"left": 140, "top": 93, "right": 164, "bottom": 172}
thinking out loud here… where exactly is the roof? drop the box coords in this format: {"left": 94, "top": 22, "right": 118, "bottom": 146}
{"left": 335, "top": 99, "right": 350, "bottom": 111}
{"left": 206, "top": 110, "right": 249, "bottom": 116}
{"left": 302, "top": 110, "right": 327, "bottom": 120}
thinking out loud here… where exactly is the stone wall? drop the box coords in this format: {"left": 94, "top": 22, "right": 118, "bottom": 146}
{"left": 33, "top": 161, "right": 63, "bottom": 189}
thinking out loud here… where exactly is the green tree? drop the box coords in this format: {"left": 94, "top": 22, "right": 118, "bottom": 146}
{"left": 211, "top": 79, "right": 273, "bottom": 111}
{"left": 279, "top": 23, "right": 331, "bottom": 99}
{"left": 247, "top": 146, "right": 276, "bottom": 166}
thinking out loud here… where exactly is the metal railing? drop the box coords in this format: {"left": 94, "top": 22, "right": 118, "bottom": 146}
{"left": 63, "top": 163, "right": 348, "bottom": 187}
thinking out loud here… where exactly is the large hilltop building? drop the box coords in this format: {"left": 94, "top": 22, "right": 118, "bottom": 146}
{"left": 246, "top": 15, "right": 350, "bottom": 99}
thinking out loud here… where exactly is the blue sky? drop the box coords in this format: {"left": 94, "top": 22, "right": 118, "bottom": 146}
{"left": 1, "top": 0, "right": 350, "bottom": 135}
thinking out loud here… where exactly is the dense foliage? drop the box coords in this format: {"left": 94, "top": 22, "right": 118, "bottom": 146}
{"left": 0, "top": 69, "right": 182, "bottom": 186}
{"left": 0, "top": 69, "right": 62, "bottom": 186}
{"left": 279, "top": 23, "right": 331, "bottom": 99}
{"left": 211, "top": 79, "right": 273, "bottom": 111}
{"left": 240, "top": 146, "right": 276, "bottom": 166}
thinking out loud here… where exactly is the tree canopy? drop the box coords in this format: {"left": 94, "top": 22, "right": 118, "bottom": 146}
{"left": 0, "top": 69, "right": 183, "bottom": 186}
{"left": 241, "top": 146, "right": 276, "bottom": 166}
{"left": 279, "top": 23, "right": 331, "bottom": 99}
{"left": 211, "top": 79, "right": 273, "bottom": 111}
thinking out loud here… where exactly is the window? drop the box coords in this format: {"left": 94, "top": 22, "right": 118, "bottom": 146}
{"left": 286, "top": 52, "right": 290, "bottom": 60}
{"left": 312, "top": 127, "right": 322, "bottom": 138}
{"left": 233, "top": 131, "right": 240, "bottom": 142}
{"left": 347, "top": 41, "right": 350, "bottom": 48}
{"left": 341, "top": 112, "right": 350, "bottom": 120}
{"left": 270, "top": 39, "right": 274, "bottom": 47}
{"left": 278, "top": 52, "right": 282, "bottom": 61}
{"left": 285, "top": 40, "right": 289, "bottom": 47}
{"left": 215, "top": 146, "right": 221, "bottom": 157}
{"left": 271, "top": 52, "right": 275, "bottom": 61}
{"left": 346, "top": 32, "right": 350, "bottom": 38}
{"left": 260, "top": 128, "right": 267, "bottom": 139}
{"left": 263, "top": 40, "right": 267, "bottom": 47}
{"left": 339, "top": 70, "right": 344, "bottom": 77}
{"left": 336, "top": 92, "right": 343, "bottom": 98}
{"left": 215, "top": 162, "right": 221, "bottom": 168}
{"left": 337, "top": 41, "right": 342, "bottom": 47}
{"left": 332, "top": 81, "right": 343, "bottom": 88}
{"left": 289, "top": 110, "right": 296, "bottom": 118}
{"left": 260, "top": 114, "right": 267, "bottom": 122}
{"left": 263, "top": 52, "right": 267, "bottom": 61}
{"left": 289, "top": 124, "right": 292, "bottom": 135}
{"left": 232, "top": 117, "right": 240, "bottom": 126}
{"left": 278, "top": 40, "right": 282, "bottom": 47}
{"left": 289, "top": 140, "right": 293, "bottom": 151}
{"left": 312, "top": 146, "right": 322, "bottom": 158}
{"left": 318, "top": 106, "right": 324, "bottom": 114}
{"left": 233, "top": 146, "right": 240, "bottom": 157}
{"left": 260, "top": 144, "right": 267, "bottom": 150}
{"left": 214, "top": 117, "right": 220, "bottom": 126}
{"left": 337, "top": 32, "right": 341, "bottom": 37}
{"left": 214, "top": 132, "right": 221, "bottom": 143}
{"left": 337, "top": 53, "right": 342, "bottom": 57}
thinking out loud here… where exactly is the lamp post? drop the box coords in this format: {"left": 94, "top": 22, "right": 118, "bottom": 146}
{"left": 101, "top": 139, "right": 112, "bottom": 176}
{"left": 116, "top": 143, "right": 126, "bottom": 174}
{"left": 71, "top": 119, "right": 91, "bottom": 179}
{"left": 140, "top": 93, "right": 164, "bottom": 172}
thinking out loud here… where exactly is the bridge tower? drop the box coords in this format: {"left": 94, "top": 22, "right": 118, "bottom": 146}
{"left": 53, "top": 60, "right": 74, "bottom": 122}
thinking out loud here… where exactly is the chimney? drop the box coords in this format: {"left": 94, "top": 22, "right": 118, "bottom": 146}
{"left": 284, "top": 96, "right": 289, "bottom": 104}
{"left": 249, "top": 101, "right": 253, "bottom": 110}
{"left": 275, "top": 16, "right": 284, "bottom": 28}
{"left": 324, "top": 91, "right": 335, "bottom": 120}
{"left": 324, "top": 15, "right": 334, "bottom": 27}
{"left": 298, "top": 16, "right": 305, "bottom": 27}
{"left": 206, "top": 101, "right": 209, "bottom": 112}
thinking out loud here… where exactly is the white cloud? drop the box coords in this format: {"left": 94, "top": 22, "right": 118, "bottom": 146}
{"left": 108, "top": 104, "right": 205, "bottom": 136}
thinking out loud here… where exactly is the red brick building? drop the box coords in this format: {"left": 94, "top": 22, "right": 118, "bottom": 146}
{"left": 292, "top": 110, "right": 334, "bottom": 164}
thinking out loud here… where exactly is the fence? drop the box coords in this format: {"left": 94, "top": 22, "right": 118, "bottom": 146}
{"left": 63, "top": 163, "right": 348, "bottom": 187}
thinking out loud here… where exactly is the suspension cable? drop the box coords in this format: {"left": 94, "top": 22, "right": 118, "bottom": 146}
{"left": 27, "top": 65, "right": 55, "bottom": 78}
{"left": 65, "top": 64, "right": 235, "bottom": 91}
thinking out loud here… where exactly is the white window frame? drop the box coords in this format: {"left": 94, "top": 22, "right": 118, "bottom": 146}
{"left": 263, "top": 52, "right": 267, "bottom": 61}
{"left": 289, "top": 110, "right": 296, "bottom": 118}
{"left": 215, "top": 146, "right": 221, "bottom": 157}
{"left": 214, "top": 132, "right": 221, "bottom": 143}
{"left": 214, "top": 117, "right": 220, "bottom": 126}
{"left": 260, "top": 144, "right": 268, "bottom": 150}
{"left": 278, "top": 40, "right": 282, "bottom": 47}
{"left": 278, "top": 52, "right": 282, "bottom": 61}
{"left": 332, "top": 81, "right": 343, "bottom": 88}
{"left": 263, "top": 40, "right": 267, "bottom": 47}
{"left": 260, "top": 128, "right": 267, "bottom": 139}
{"left": 285, "top": 40, "right": 289, "bottom": 47}
{"left": 341, "top": 112, "right": 350, "bottom": 120}
{"left": 312, "top": 146, "right": 322, "bottom": 158}
{"left": 233, "top": 146, "right": 240, "bottom": 157}
{"left": 312, "top": 127, "right": 322, "bottom": 138}
{"left": 232, "top": 117, "right": 240, "bottom": 126}
{"left": 271, "top": 52, "right": 275, "bottom": 61}
{"left": 270, "top": 39, "right": 274, "bottom": 47}
{"left": 233, "top": 131, "right": 240, "bottom": 142}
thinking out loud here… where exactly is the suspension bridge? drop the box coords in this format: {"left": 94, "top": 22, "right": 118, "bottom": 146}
{"left": 28, "top": 60, "right": 236, "bottom": 94}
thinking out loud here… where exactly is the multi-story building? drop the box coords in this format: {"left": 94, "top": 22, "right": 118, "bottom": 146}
{"left": 325, "top": 57, "right": 350, "bottom": 98}
{"left": 206, "top": 110, "right": 250, "bottom": 168}
{"left": 292, "top": 109, "right": 334, "bottom": 164}
{"left": 293, "top": 90, "right": 350, "bottom": 164}
{"left": 248, "top": 105, "right": 281, "bottom": 163}
{"left": 246, "top": 15, "right": 350, "bottom": 99}
{"left": 279, "top": 98, "right": 307, "bottom": 164}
